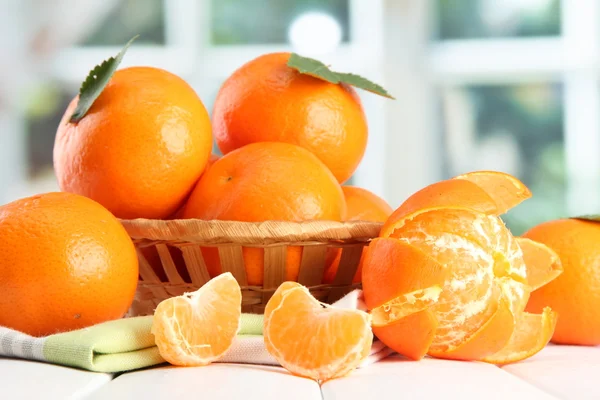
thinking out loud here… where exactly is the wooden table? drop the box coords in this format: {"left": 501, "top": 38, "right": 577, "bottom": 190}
{"left": 2, "top": 344, "right": 598, "bottom": 399}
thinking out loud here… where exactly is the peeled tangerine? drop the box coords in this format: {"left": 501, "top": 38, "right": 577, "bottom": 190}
{"left": 152, "top": 273, "right": 242, "bottom": 366}
{"left": 263, "top": 282, "right": 373, "bottom": 382}
{"left": 362, "top": 171, "right": 562, "bottom": 364}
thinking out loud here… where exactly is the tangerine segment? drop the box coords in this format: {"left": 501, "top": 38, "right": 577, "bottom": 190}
{"left": 361, "top": 238, "right": 448, "bottom": 310}
{"left": 372, "top": 309, "right": 438, "bottom": 361}
{"left": 264, "top": 281, "right": 303, "bottom": 320}
{"left": 151, "top": 273, "right": 242, "bottom": 366}
{"left": 263, "top": 281, "right": 303, "bottom": 358}
{"left": 516, "top": 237, "right": 563, "bottom": 291}
{"left": 429, "top": 291, "right": 515, "bottom": 361}
{"left": 481, "top": 307, "right": 557, "bottom": 365}
{"left": 370, "top": 286, "right": 442, "bottom": 327}
{"left": 264, "top": 286, "right": 373, "bottom": 382}
{"left": 380, "top": 179, "right": 498, "bottom": 238}
{"left": 453, "top": 171, "right": 531, "bottom": 215}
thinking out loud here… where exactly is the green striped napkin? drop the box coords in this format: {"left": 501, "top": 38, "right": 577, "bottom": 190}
{"left": 0, "top": 314, "right": 264, "bottom": 373}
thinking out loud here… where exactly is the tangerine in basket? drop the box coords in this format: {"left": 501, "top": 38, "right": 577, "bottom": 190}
{"left": 212, "top": 52, "right": 368, "bottom": 184}
{"left": 323, "top": 186, "right": 393, "bottom": 284}
{"left": 54, "top": 66, "right": 213, "bottom": 220}
{"left": 263, "top": 281, "right": 373, "bottom": 381}
{"left": 523, "top": 218, "right": 600, "bottom": 345}
{"left": 152, "top": 272, "right": 242, "bottom": 366}
{"left": 183, "top": 141, "right": 346, "bottom": 285}
{"left": 0, "top": 192, "right": 139, "bottom": 337}
{"left": 168, "top": 154, "right": 221, "bottom": 220}
{"left": 361, "top": 171, "right": 560, "bottom": 364}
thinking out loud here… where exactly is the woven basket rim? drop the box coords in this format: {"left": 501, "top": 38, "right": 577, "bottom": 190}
{"left": 120, "top": 218, "right": 382, "bottom": 245}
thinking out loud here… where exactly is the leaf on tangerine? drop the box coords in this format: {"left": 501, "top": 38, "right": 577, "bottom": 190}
{"left": 336, "top": 72, "right": 395, "bottom": 99}
{"left": 69, "top": 35, "right": 139, "bottom": 122}
{"left": 287, "top": 53, "right": 339, "bottom": 84}
{"left": 287, "top": 53, "right": 394, "bottom": 99}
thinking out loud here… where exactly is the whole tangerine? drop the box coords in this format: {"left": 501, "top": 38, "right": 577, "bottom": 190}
{"left": 0, "top": 192, "right": 139, "bottom": 337}
{"left": 183, "top": 141, "right": 346, "bottom": 285}
{"left": 212, "top": 52, "right": 368, "bottom": 184}
{"left": 524, "top": 218, "right": 600, "bottom": 345}
{"left": 54, "top": 66, "right": 213, "bottom": 219}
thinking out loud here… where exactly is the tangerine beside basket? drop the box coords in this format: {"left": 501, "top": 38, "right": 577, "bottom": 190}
{"left": 120, "top": 218, "right": 381, "bottom": 316}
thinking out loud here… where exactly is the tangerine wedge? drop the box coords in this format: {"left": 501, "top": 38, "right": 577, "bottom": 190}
{"left": 482, "top": 307, "right": 557, "bottom": 365}
{"left": 151, "top": 272, "right": 242, "bottom": 366}
{"left": 263, "top": 281, "right": 302, "bottom": 358}
{"left": 516, "top": 237, "right": 563, "bottom": 291}
{"left": 263, "top": 284, "right": 373, "bottom": 382}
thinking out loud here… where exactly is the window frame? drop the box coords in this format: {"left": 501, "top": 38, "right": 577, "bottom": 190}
{"left": 6, "top": 0, "right": 598, "bottom": 217}
{"left": 423, "top": 0, "right": 600, "bottom": 216}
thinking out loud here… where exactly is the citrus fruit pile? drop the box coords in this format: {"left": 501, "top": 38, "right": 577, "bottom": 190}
{"left": 3, "top": 34, "right": 600, "bottom": 384}
{"left": 52, "top": 50, "right": 393, "bottom": 286}
{"left": 361, "top": 171, "right": 562, "bottom": 364}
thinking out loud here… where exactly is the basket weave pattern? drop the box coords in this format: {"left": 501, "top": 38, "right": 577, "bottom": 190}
{"left": 120, "top": 219, "right": 382, "bottom": 316}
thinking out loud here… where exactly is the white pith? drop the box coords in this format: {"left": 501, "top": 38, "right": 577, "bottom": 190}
{"left": 387, "top": 211, "right": 529, "bottom": 352}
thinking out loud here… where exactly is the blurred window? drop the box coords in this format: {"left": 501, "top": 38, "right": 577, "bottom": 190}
{"left": 440, "top": 84, "right": 565, "bottom": 234}
{"left": 16, "top": 0, "right": 600, "bottom": 229}
{"left": 434, "top": 0, "right": 560, "bottom": 39}
{"left": 80, "top": 0, "right": 165, "bottom": 45}
{"left": 210, "top": 0, "right": 350, "bottom": 45}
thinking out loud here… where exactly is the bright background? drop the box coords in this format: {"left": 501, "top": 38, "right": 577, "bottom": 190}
{"left": 0, "top": 0, "right": 597, "bottom": 235}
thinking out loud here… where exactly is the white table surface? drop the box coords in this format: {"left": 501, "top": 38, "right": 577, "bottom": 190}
{"left": 2, "top": 345, "right": 599, "bottom": 400}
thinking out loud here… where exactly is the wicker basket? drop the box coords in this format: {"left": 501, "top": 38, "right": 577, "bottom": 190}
{"left": 120, "top": 218, "right": 382, "bottom": 316}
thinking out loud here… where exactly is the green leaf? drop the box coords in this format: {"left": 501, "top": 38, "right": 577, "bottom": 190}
{"left": 287, "top": 53, "right": 395, "bottom": 99}
{"left": 572, "top": 215, "right": 600, "bottom": 222}
{"left": 287, "top": 53, "right": 340, "bottom": 84}
{"left": 69, "top": 35, "right": 139, "bottom": 122}
{"left": 336, "top": 72, "right": 395, "bottom": 99}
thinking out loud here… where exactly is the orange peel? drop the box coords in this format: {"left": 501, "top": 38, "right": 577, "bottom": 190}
{"left": 429, "top": 291, "right": 515, "bottom": 361}
{"left": 454, "top": 170, "right": 532, "bottom": 215}
{"left": 372, "top": 310, "right": 438, "bottom": 361}
{"left": 361, "top": 238, "right": 448, "bottom": 310}
{"left": 370, "top": 285, "right": 442, "bottom": 327}
{"left": 516, "top": 237, "right": 563, "bottom": 291}
{"left": 482, "top": 307, "right": 557, "bottom": 365}
{"left": 380, "top": 171, "right": 531, "bottom": 238}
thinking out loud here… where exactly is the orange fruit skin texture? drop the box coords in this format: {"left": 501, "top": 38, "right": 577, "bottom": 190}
{"left": 524, "top": 218, "right": 600, "bottom": 345}
{"left": 183, "top": 142, "right": 346, "bottom": 285}
{"left": 54, "top": 66, "right": 213, "bottom": 220}
{"left": 341, "top": 186, "right": 394, "bottom": 222}
{"left": 212, "top": 52, "right": 368, "bottom": 184}
{"left": 322, "top": 186, "right": 393, "bottom": 284}
{"left": 167, "top": 154, "right": 220, "bottom": 220}
{"left": 0, "top": 192, "right": 139, "bottom": 337}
